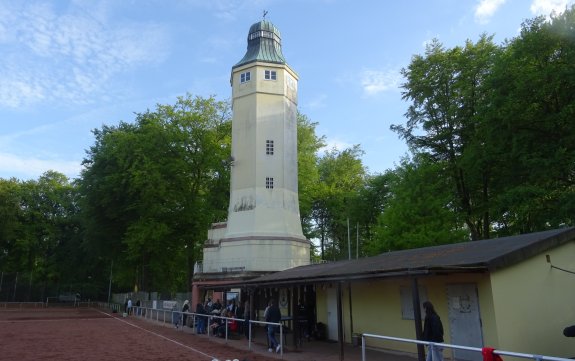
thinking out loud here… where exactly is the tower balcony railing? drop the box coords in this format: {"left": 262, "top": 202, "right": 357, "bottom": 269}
{"left": 194, "top": 257, "right": 328, "bottom": 275}
{"left": 194, "top": 257, "right": 313, "bottom": 275}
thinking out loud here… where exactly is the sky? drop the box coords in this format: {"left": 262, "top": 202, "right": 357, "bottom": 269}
{"left": 0, "top": 0, "right": 573, "bottom": 181}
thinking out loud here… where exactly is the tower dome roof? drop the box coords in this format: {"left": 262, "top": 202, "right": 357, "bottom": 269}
{"left": 233, "top": 20, "right": 287, "bottom": 69}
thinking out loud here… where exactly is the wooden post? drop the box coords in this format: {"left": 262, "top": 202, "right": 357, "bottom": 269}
{"left": 337, "top": 282, "right": 344, "bottom": 361}
{"left": 412, "top": 277, "right": 425, "bottom": 361}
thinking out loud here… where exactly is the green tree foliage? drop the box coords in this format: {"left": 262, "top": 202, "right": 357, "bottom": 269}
{"left": 350, "top": 172, "right": 394, "bottom": 256}
{"left": 0, "top": 172, "right": 82, "bottom": 301}
{"left": 364, "top": 155, "right": 467, "bottom": 255}
{"left": 392, "top": 35, "right": 501, "bottom": 241}
{"left": 486, "top": 7, "right": 575, "bottom": 234}
{"left": 78, "top": 94, "right": 231, "bottom": 293}
{"left": 0, "top": 178, "right": 21, "bottom": 273}
{"left": 389, "top": 6, "right": 575, "bottom": 244}
{"left": 296, "top": 112, "right": 326, "bottom": 247}
{"left": 312, "top": 145, "right": 366, "bottom": 260}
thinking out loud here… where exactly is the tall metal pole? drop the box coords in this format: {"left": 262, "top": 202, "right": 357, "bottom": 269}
{"left": 12, "top": 272, "right": 18, "bottom": 301}
{"left": 107, "top": 260, "right": 113, "bottom": 303}
{"left": 356, "top": 222, "right": 359, "bottom": 259}
{"left": 347, "top": 218, "right": 351, "bottom": 260}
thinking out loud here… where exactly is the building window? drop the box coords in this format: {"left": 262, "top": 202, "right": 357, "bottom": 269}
{"left": 400, "top": 286, "right": 428, "bottom": 320}
{"left": 265, "top": 70, "right": 277, "bottom": 80}
{"left": 266, "top": 177, "right": 274, "bottom": 189}
{"left": 266, "top": 140, "right": 274, "bottom": 155}
{"left": 240, "top": 71, "right": 251, "bottom": 83}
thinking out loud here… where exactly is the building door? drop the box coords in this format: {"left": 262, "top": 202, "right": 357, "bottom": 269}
{"left": 326, "top": 287, "right": 338, "bottom": 341}
{"left": 447, "top": 284, "right": 484, "bottom": 361}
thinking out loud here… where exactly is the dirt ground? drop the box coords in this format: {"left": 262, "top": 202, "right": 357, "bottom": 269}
{"left": 0, "top": 307, "right": 282, "bottom": 361}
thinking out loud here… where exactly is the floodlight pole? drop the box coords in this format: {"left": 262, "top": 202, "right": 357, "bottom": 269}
{"left": 107, "top": 260, "right": 113, "bottom": 304}
{"left": 347, "top": 218, "right": 351, "bottom": 260}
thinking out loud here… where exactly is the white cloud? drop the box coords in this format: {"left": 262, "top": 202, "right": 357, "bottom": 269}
{"left": 360, "top": 69, "right": 401, "bottom": 96}
{"left": 530, "top": 0, "right": 573, "bottom": 16}
{"left": 320, "top": 139, "right": 353, "bottom": 154}
{"left": 0, "top": 1, "right": 169, "bottom": 108}
{"left": 474, "top": 0, "right": 507, "bottom": 24}
{"left": 0, "top": 152, "right": 82, "bottom": 180}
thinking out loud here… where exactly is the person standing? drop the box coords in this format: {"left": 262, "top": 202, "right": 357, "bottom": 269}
{"left": 195, "top": 302, "right": 207, "bottom": 334}
{"left": 265, "top": 299, "right": 282, "bottom": 353}
{"left": 127, "top": 298, "right": 132, "bottom": 315}
{"left": 182, "top": 300, "right": 190, "bottom": 327}
{"left": 422, "top": 301, "right": 444, "bottom": 361}
{"left": 243, "top": 300, "right": 251, "bottom": 339}
{"left": 135, "top": 299, "right": 141, "bottom": 316}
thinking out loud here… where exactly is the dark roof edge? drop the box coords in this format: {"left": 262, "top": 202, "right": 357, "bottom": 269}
{"left": 486, "top": 227, "right": 575, "bottom": 272}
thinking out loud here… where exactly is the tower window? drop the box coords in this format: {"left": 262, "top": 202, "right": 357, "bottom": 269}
{"left": 266, "top": 140, "right": 274, "bottom": 155}
{"left": 266, "top": 177, "right": 274, "bottom": 189}
{"left": 265, "top": 70, "right": 277, "bottom": 80}
{"left": 240, "top": 71, "right": 251, "bottom": 83}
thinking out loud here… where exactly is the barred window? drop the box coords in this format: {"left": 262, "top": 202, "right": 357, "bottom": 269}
{"left": 266, "top": 140, "right": 274, "bottom": 155}
{"left": 264, "top": 70, "right": 277, "bottom": 80}
{"left": 240, "top": 71, "right": 251, "bottom": 83}
{"left": 266, "top": 177, "right": 274, "bottom": 189}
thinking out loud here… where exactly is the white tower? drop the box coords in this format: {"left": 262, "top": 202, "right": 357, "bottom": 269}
{"left": 201, "top": 20, "right": 310, "bottom": 274}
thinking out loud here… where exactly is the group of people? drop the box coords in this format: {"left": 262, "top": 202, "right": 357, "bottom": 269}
{"left": 191, "top": 296, "right": 283, "bottom": 354}
{"left": 193, "top": 298, "right": 250, "bottom": 338}
{"left": 123, "top": 298, "right": 140, "bottom": 315}
{"left": 167, "top": 296, "right": 443, "bottom": 361}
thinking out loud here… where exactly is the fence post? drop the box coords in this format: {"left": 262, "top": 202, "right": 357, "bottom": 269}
{"left": 248, "top": 321, "right": 252, "bottom": 350}
{"left": 280, "top": 322, "right": 283, "bottom": 358}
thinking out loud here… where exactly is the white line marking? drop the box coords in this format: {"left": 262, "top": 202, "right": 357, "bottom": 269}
{"left": 96, "top": 310, "right": 217, "bottom": 360}
{"left": 0, "top": 317, "right": 113, "bottom": 323}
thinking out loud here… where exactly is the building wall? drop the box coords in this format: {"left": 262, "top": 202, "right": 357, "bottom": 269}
{"left": 226, "top": 62, "right": 304, "bottom": 240}
{"left": 202, "top": 238, "right": 310, "bottom": 272}
{"left": 316, "top": 273, "right": 495, "bottom": 355}
{"left": 489, "top": 241, "right": 575, "bottom": 358}
{"left": 202, "top": 59, "right": 309, "bottom": 274}
{"left": 315, "top": 243, "right": 575, "bottom": 359}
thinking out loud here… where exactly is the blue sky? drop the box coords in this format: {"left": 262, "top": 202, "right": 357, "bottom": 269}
{"left": 0, "top": 0, "right": 573, "bottom": 181}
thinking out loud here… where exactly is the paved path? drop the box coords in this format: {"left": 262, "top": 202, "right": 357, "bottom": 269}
{"left": 174, "top": 324, "right": 421, "bottom": 361}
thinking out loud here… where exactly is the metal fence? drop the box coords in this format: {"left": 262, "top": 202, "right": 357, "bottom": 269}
{"left": 0, "top": 301, "right": 45, "bottom": 308}
{"left": 127, "top": 306, "right": 284, "bottom": 358}
{"left": 361, "top": 333, "right": 572, "bottom": 361}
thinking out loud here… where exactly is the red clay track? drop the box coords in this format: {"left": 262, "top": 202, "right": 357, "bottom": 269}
{"left": 0, "top": 307, "right": 280, "bottom": 361}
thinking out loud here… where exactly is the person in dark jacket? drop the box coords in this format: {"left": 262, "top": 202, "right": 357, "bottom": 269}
{"left": 422, "top": 301, "right": 444, "bottom": 361}
{"left": 196, "top": 303, "right": 207, "bottom": 334}
{"left": 265, "top": 299, "right": 282, "bottom": 353}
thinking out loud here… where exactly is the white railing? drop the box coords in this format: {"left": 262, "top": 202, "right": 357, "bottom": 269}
{"left": 195, "top": 257, "right": 310, "bottom": 274}
{"left": 360, "top": 333, "right": 572, "bottom": 361}
{"left": 129, "top": 306, "right": 284, "bottom": 359}
{"left": 0, "top": 301, "right": 45, "bottom": 308}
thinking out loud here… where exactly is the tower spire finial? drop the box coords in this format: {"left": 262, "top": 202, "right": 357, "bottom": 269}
{"left": 263, "top": 10, "right": 268, "bottom": 19}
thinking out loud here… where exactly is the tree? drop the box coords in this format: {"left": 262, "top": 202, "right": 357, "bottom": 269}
{"left": 79, "top": 94, "right": 231, "bottom": 292}
{"left": 485, "top": 6, "right": 575, "bottom": 234}
{"left": 348, "top": 172, "right": 394, "bottom": 257}
{"left": 296, "top": 112, "right": 326, "bottom": 247}
{"left": 393, "top": 35, "right": 501, "bottom": 240}
{"left": 365, "top": 155, "right": 467, "bottom": 255}
{"left": 0, "top": 178, "right": 23, "bottom": 275}
{"left": 312, "top": 145, "right": 366, "bottom": 260}
{"left": 0, "top": 172, "right": 82, "bottom": 301}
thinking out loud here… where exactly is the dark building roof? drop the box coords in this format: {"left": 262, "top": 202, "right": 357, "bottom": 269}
{"left": 240, "top": 227, "right": 575, "bottom": 287}
{"left": 233, "top": 20, "right": 287, "bottom": 69}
